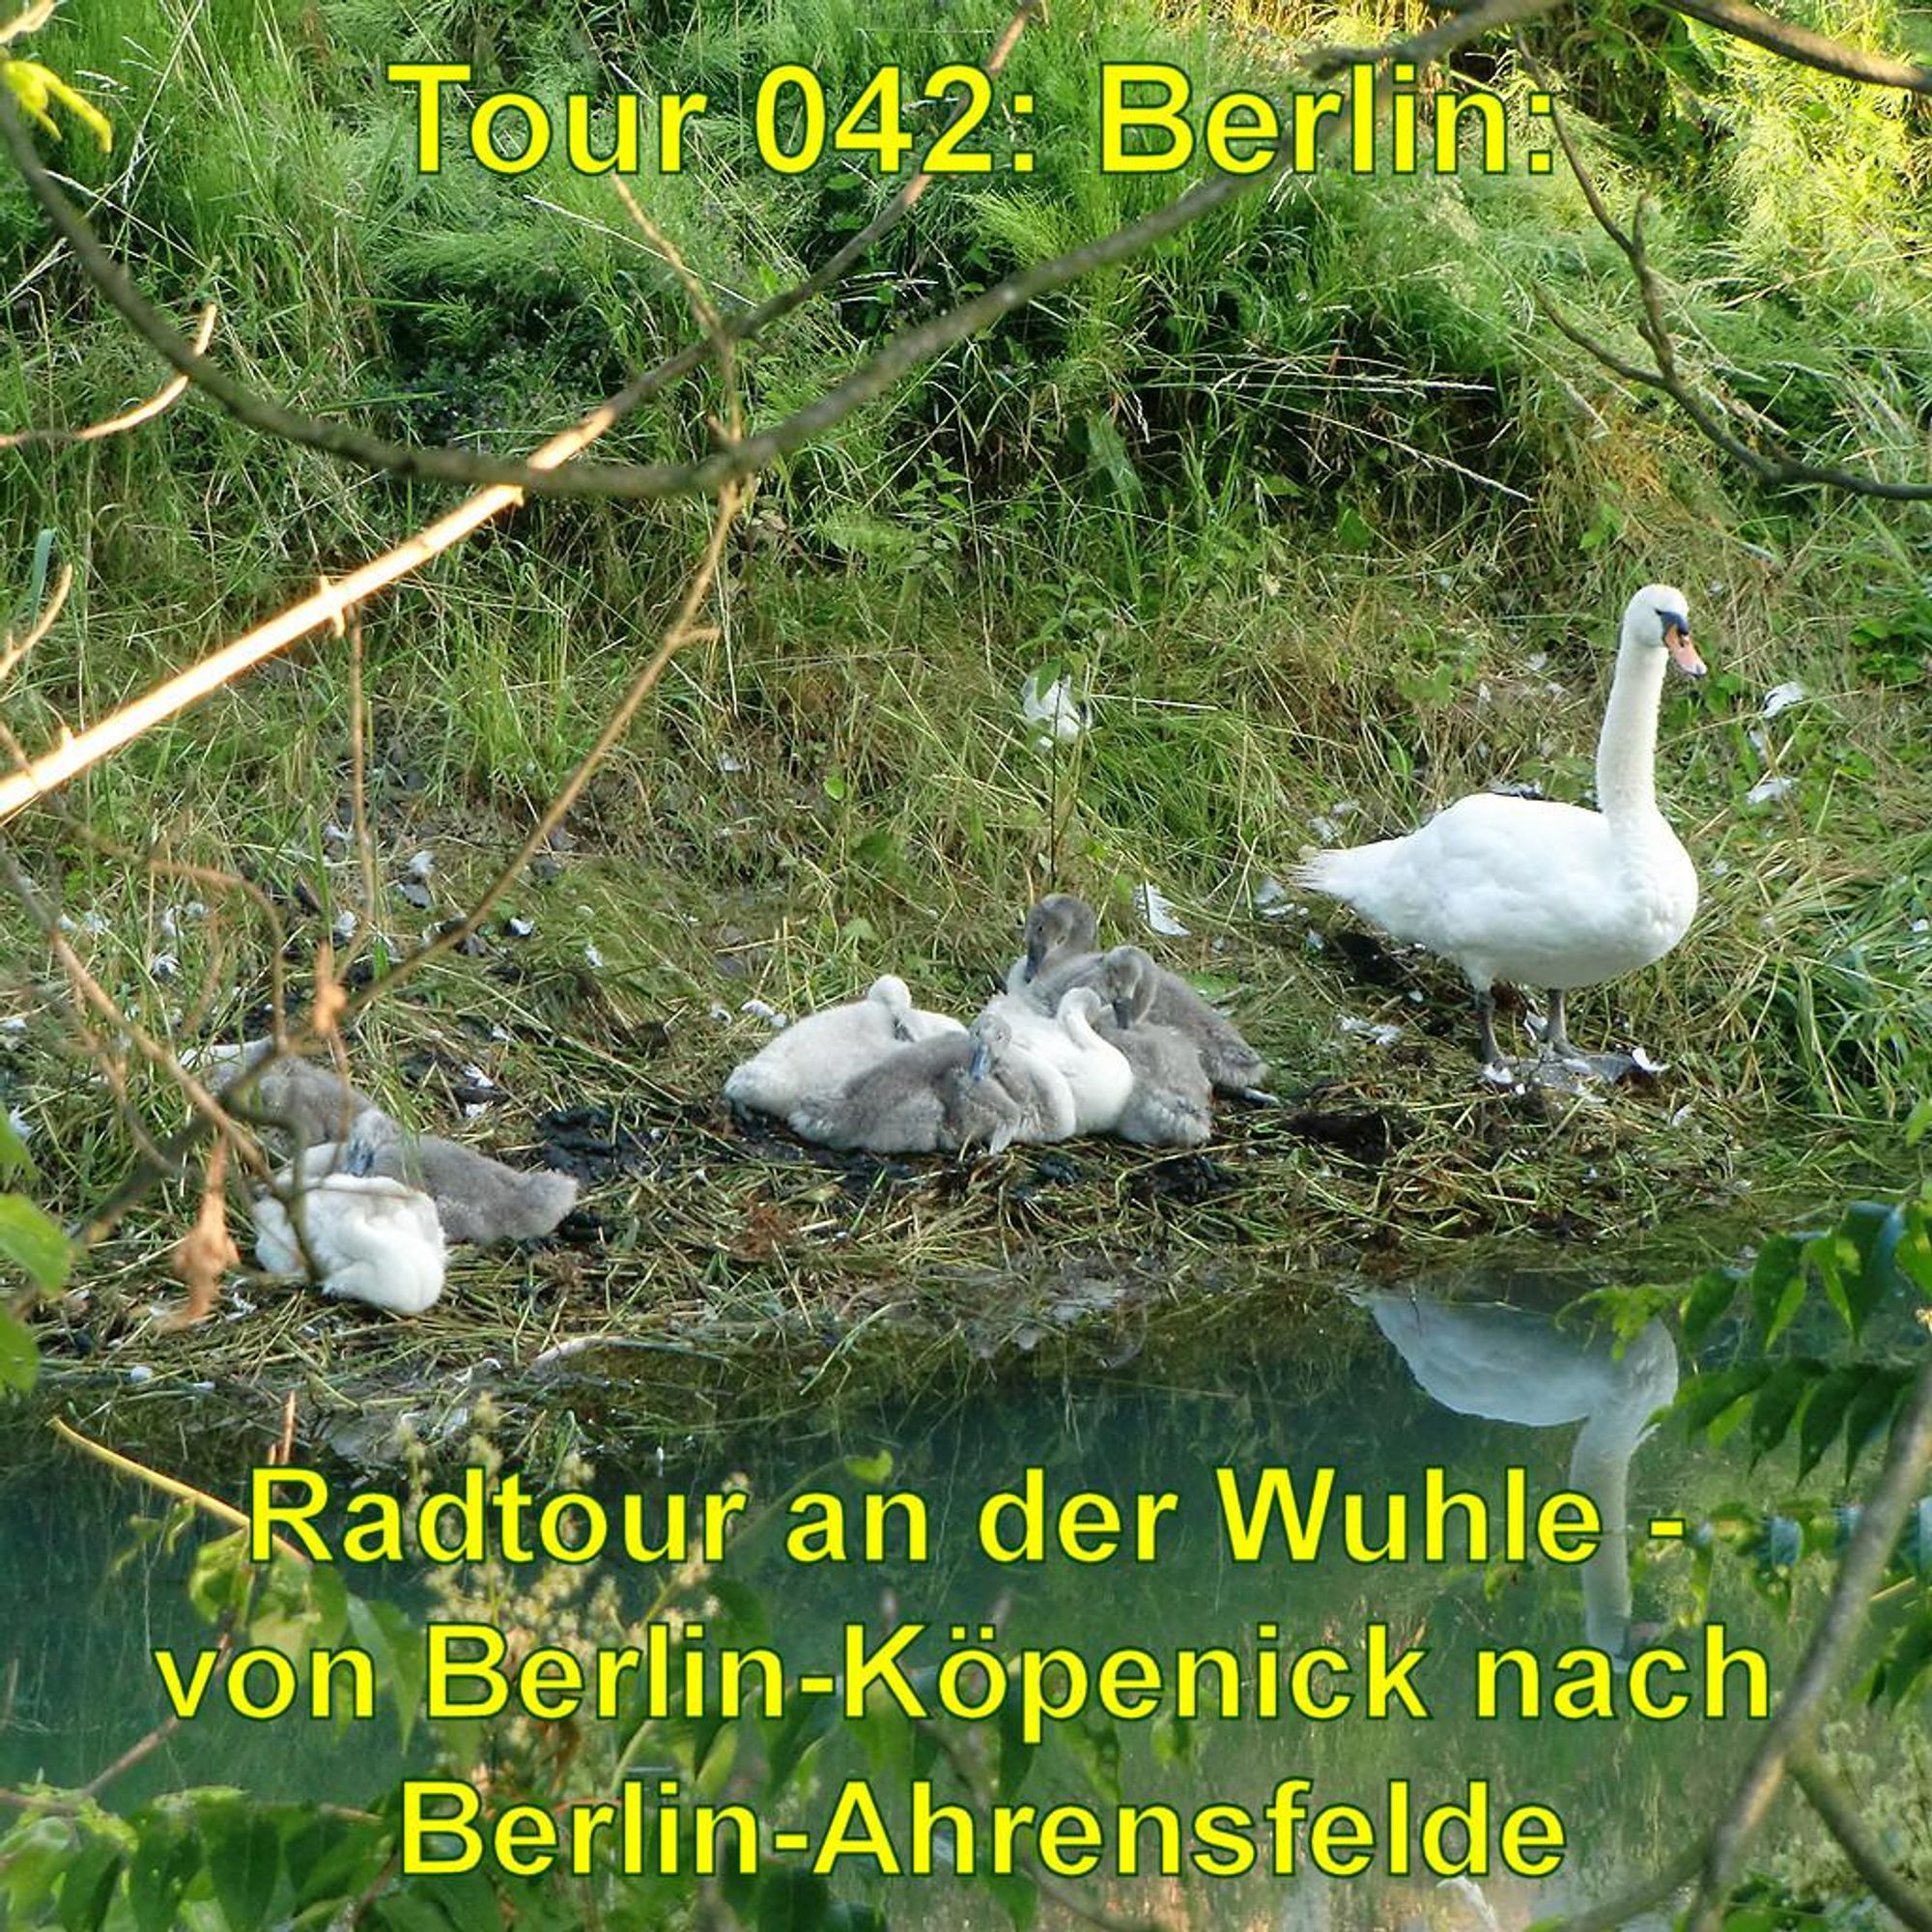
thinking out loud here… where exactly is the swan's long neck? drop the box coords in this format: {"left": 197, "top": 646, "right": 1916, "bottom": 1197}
{"left": 1595, "top": 626, "right": 1667, "bottom": 822}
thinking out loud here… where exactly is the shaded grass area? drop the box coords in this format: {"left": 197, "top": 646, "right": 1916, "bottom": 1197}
{"left": 3, "top": 0, "right": 1930, "bottom": 1447}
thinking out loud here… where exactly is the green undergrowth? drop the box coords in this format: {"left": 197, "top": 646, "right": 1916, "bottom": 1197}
{"left": 3, "top": 0, "right": 1930, "bottom": 1435}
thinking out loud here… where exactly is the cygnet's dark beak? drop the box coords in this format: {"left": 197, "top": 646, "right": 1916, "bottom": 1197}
{"left": 1112, "top": 997, "right": 1133, "bottom": 1030}
{"left": 1663, "top": 620, "right": 1705, "bottom": 677}
{"left": 968, "top": 1037, "right": 991, "bottom": 1081}
{"left": 342, "top": 1137, "right": 378, "bottom": 1178}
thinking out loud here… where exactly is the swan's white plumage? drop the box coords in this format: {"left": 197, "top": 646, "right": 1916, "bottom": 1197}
{"left": 1364, "top": 1294, "right": 1679, "bottom": 1656}
{"left": 1299, "top": 585, "right": 1702, "bottom": 1065}
{"left": 977, "top": 986, "right": 1133, "bottom": 1134}
{"left": 252, "top": 1152, "right": 446, "bottom": 1316}
{"left": 723, "top": 975, "right": 965, "bottom": 1118}
{"left": 1037, "top": 943, "right": 1266, "bottom": 1097}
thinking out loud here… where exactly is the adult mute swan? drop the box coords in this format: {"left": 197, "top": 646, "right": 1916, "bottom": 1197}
{"left": 1297, "top": 585, "right": 1705, "bottom": 1078}
{"left": 724, "top": 975, "right": 965, "bottom": 1118}
{"left": 789, "top": 1012, "right": 1074, "bottom": 1155}
{"left": 976, "top": 985, "right": 1134, "bottom": 1134}
{"left": 252, "top": 1136, "right": 446, "bottom": 1316}
{"left": 1037, "top": 943, "right": 1268, "bottom": 1098}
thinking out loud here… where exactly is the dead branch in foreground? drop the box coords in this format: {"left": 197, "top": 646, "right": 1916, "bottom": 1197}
{"left": 1522, "top": 39, "right": 1932, "bottom": 503}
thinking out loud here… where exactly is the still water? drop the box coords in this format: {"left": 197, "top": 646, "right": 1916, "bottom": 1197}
{"left": 0, "top": 1276, "right": 1860, "bottom": 1928}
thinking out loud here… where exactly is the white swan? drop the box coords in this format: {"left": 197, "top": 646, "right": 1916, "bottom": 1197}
{"left": 1298, "top": 585, "right": 1705, "bottom": 1078}
{"left": 1004, "top": 894, "right": 1099, "bottom": 995}
{"left": 252, "top": 1137, "right": 446, "bottom": 1316}
{"left": 976, "top": 986, "right": 1134, "bottom": 1134}
{"left": 724, "top": 975, "right": 965, "bottom": 1119}
{"left": 789, "top": 1012, "right": 1074, "bottom": 1155}
{"left": 1363, "top": 1293, "right": 1680, "bottom": 1658}
{"left": 1036, "top": 943, "right": 1268, "bottom": 1098}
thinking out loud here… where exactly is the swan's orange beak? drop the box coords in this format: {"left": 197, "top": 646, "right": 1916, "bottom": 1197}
{"left": 1664, "top": 624, "right": 1706, "bottom": 677}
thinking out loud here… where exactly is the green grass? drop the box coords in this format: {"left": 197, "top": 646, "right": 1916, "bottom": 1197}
{"left": 3, "top": 0, "right": 1930, "bottom": 1438}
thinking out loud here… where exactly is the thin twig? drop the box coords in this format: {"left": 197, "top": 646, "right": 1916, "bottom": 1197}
{"left": 51, "top": 1416, "right": 312, "bottom": 1563}
{"left": 0, "top": 301, "right": 218, "bottom": 447}
{"left": 0, "top": 558, "right": 70, "bottom": 686}
{"left": 0, "top": 3, "right": 1044, "bottom": 502}
{"left": 341, "top": 482, "right": 744, "bottom": 1021}
{"left": 1522, "top": 45, "right": 1932, "bottom": 502}
{"left": 1688, "top": 1355, "right": 1932, "bottom": 1929}
{"left": 1790, "top": 1748, "right": 1932, "bottom": 1932}
{"left": 1669, "top": 0, "right": 1932, "bottom": 93}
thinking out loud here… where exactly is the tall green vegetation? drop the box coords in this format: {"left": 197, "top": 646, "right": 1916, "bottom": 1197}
{"left": 1, "top": 0, "right": 1928, "bottom": 1247}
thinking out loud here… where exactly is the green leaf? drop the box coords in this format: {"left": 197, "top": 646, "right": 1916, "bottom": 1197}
{"left": 1680, "top": 1265, "right": 1742, "bottom": 1347}
{"left": 1893, "top": 1200, "right": 1932, "bottom": 1298}
{"left": 1870, "top": 1605, "right": 1932, "bottom": 1707}
{"left": 0, "top": 1113, "right": 35, "bottom": 1182}
{"left": 127, "top": 1819, "right": 197, "bottom": 1932}
{"left": 203, "top": 1805, "right": 281, "bottom": 1932}
{"left": 56, "top": 1840, "right": 121, "bottom": 1932}
{"left": 1834, "top": 1201, "right": 1905, "bottom": 1333}
{"left": 756, "top": 1869, "right": 831, "bottom": 1931}
{"left": 1748, "top": 1360, "right": 1820, "bottom": 1463}
{"left": 1678, "top": 1364, "right": 1771, "bottom": 1441}
{"left": 0, "top": 1305, "right": 38, "bottom": 1393}
{"left": 371, "top": 1896, "right": 459, "bottom": 1932}
{"left": 1844, "top": 1368, "right": 1913, "bottom": 1479}
{"left": 980, "top": 1867, "right": 1038, "bottom": 1931}
{"left": 285, "top": 1811, "right": 388, "bottom": 1913}
{"left": 1795, "top": 1365, "right": 1867, "bottom": 1480}
{"left": 842, "top": 1451, "right": 893, "bottom": 1486}
{"left": 346, "top": 1594, "right": 423, "bottom": 1747}
{"left": 1747, "top": 1235, "right": 1804, "bottom": 1344}
{"left": 0, "top": 1194, "right": 71, "bottom": 1293}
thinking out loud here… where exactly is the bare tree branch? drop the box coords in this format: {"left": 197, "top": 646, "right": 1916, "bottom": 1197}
{"left": 1683, "top": 1353, "right": 1932, "bottom": 1931}
{"left": 1522, "top": 48, "right": 1932, "bottom": 501}
{"left": 1548, "top": 1352, "right": 1932, "bottom": 1932}
{"left": 1790, "top": 1748, "right": 1932, "bottom": 1932}
{"left": 1311, "top": 0, "right": 1563, "bottom": 75}
{"left": 0, "top": 4, "right": 1044, "bottom": 502}
{"left": 0, "top": 300, "right": 217, "bottom": 448}
{"left": 341, "top": 479, "right": 744, "bottom": 1023}
{"left": 1667, "top": 0, "right": 1932, "bottom": 94}
{"left": 0, "top": 556, "right": 69, "bottom": 685}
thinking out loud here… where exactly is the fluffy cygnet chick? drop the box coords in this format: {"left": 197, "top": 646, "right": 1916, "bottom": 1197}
{"left": 1004, "top": 894, "right": 1100, "bottom": 996}
{"left": 1039, "top": 943, "right": 1267, "bottom": 1098}
{"left": 214, "top": 1049, "right": 384, "bottom": 1151}
{"left": 251, "top": 1136, "right": 445, "bottom": 1316}
{"left": 977, "top": 985, "right": 1133, "bottom": 1134}
{"left": 724, "top": 975, "right": 966, "bottom": 1119}
{"left": 307, "top": 1121, "right": 578, "bottom": 1243}
{"left": 1096, "top": 1009, "right": 1214, "bottom": 1148}
{"left": 789, "top": 1013, "right": 1074, "bottom": 1155}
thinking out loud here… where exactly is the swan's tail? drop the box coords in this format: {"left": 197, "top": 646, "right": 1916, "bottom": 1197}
{"left": 1293, "top": 839, "right": 1398, "bottom": 908}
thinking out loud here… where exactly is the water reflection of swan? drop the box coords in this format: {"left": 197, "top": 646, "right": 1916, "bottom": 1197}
{"left": 1361, "top": 1293, "right": 1680, "bottom": 1657}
